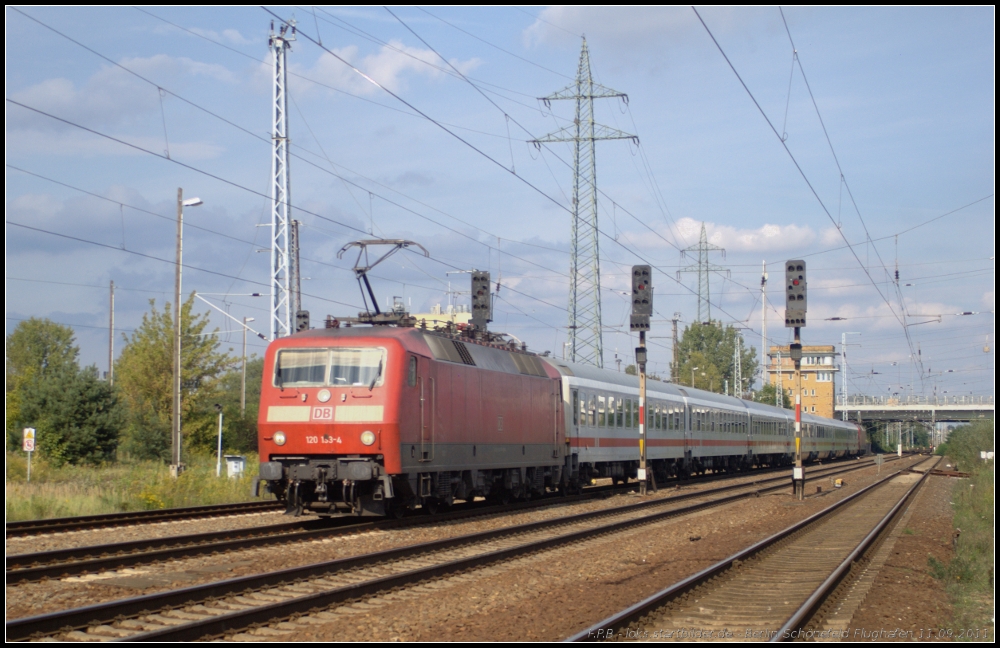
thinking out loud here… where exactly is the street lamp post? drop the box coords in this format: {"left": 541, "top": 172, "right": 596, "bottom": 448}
{"left": 691, "top": 366, "right": 699, "bottom": 388}
{"left": 214, "top": 404, "right": 225, "bottom": 477}
{"left": 172, "top": 189, "right": 203, "bottom": 478}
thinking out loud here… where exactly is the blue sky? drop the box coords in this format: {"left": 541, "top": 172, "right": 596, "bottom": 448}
{"left": 6, "top": 6, "right": 994, "bottom": 399}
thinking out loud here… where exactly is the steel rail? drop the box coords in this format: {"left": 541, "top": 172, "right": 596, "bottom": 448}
{"left": 5, "top": 501, "right": 282, "bottom": 537}
{"left": 7, "top": 456, "right": 891, "bottom": 583}
{"left": 6, "top": 455, "right": 911, "bottom": 641}
{"left": 565, "top": 455, "right": 935, "bottom": 641}
{"left": 771, "top": 457, "right": 940, "bottom": 641}
{"left": 7, "top": 452, "right": 887, "bottom": 539}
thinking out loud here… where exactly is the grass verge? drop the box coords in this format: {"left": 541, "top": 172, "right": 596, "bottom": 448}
{"left": 932, "top": 420, "right": 994, "bottom": 640}
{"left": 5, "top": 452, "right": 263, "bottom": 521}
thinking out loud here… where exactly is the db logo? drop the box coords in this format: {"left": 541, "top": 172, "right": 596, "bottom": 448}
{"left": 312, "top": 406, "right": 334, "bottom": 421}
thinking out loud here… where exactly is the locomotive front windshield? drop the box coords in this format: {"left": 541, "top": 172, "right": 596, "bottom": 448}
{"left": 274, "top": 347, "right": 386, "bottom": 387}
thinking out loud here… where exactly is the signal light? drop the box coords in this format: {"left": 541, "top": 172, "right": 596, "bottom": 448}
{"left": 295, "top": 310, "right": 310, "bottom": 332}
{"left": 471, "top": 270, "right": 492, "bottom": 327}
{"left": 785, "top": 260, "right": 807, "bottom": 327}
{"left": 631, "top": 265, "right": 652, "bottom": 316}
{"left": 630, "top": 265, "right": 652, "bottom": 331}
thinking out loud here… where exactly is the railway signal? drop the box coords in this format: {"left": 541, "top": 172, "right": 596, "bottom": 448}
{"left": 471, "top": 270, "right": 492, "bottom": 330}
{"left": 785, "top": 259, "right": 808, "bottom": 499}
{"left": 785, "top": 260, "right": 807, "bottom": 327}
{"left": 631, "top": 265, "right": 655, "bottom": 495}
{"left": 631, "top": 264, "right": 651, "bottom": 332}
{"left": 295, "top": 310, "right": 310, "bottom": 332}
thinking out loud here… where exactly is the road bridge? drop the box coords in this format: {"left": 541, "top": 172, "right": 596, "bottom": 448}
{"left": 835, "top": 395, "right": 994, "bottom": 423}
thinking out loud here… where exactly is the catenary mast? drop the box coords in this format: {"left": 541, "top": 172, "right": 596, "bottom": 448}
{"left": 269, "top": 20, "right": 295, "bottom": 339}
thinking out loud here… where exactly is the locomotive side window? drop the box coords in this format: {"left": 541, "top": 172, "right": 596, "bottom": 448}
{"left": 407, "top": 355, "right": 417, "bottom": 387}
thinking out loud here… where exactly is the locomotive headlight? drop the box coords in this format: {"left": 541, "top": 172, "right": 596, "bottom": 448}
{"left": 360, "top": 430, "right": 376, "bottom": 446}
{"left": 273, "top": 431, "right": 287, "bottom": 446}
{"left": 317, "top": 389, "right": 331, "bottom": 403}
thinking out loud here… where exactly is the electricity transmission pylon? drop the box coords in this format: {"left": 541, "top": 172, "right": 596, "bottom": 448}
{"left": 269, "top": 19, "right": 295, "bottom": 339}
{"left": 531, "top": 38, "right": 636, "bottom": 368}
{"left": 677, "top": 222, "right": 728, "bottom": 323}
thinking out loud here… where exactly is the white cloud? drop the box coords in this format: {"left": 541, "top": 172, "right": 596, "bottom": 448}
{"left": 8, "top": 55, "right": 236, "bottom": 132}
{"left": 821, "top": 227, "right": 845, "bottom": 246}
{"left": 286, "top": 40, "right": 481, "bottom": 97}
{"left": 657, "top": 216, "right": 817, "bottom": 252}
{"left": 187, "top": 27, "right": 254, "bottom": 46}
{"left": 523, "top": 7, "right": 692, "bottom": 48}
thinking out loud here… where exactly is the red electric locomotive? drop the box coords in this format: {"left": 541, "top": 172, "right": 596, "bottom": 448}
{"left": 256, "top": 325, "right": 566, "bottom": 516}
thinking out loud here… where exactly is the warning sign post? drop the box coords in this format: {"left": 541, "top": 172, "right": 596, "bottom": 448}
{"left": 23, "top": 428, "right": 36, "bottom": 482}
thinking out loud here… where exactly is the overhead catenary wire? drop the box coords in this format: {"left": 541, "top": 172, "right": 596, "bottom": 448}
{"left": 691, "top": 7, "right": 923, "bottom": 382}
{"left": 113, "top": 7, "right": 743, "bottom": 327}
{"left": 8, "top": 8, "right": 985, "bottom": 391}
{"left": 260, "top": 8, "right": 760, "bottom": 333}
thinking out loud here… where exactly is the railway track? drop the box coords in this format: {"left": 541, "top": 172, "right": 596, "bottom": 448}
{"left": 6, "top": 455, "right": 918, "bottom": 642}
{"left": 5, "top": 501, "right": 282, "bottom": 537}
{"left": 6, "top": 455, "right": 900, "bottom": 584}
{"left": 8, "top": 453, "right": 904, "bottom": 541}
{"left": 568, "top": 455, "right": 939, "bottom": 642}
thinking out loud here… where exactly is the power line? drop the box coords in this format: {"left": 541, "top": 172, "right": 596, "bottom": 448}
{"left": 263, "top": 7, "right": 570, "bottom": 216}
{"left": 692, "top": 7, "right": 921, "bottom": 377}
{"left": 6, "top": 220, "right": 361, "bottom": 310}
{"left": 8, "top": 277, "right": 169, "bottom": 294}
{"left": 259, "top": 9, "right": 758, "bottom": 337}
{"left": 128, "top": 6, "right": 711, "bottom": 323}
{"left": 416, "top": 7, "right": 573, "bottom": 80}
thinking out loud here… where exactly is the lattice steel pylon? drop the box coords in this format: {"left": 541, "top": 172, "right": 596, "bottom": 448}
{"left": 677, "top": 222, "right": 728, "bottom": 323}
{"left": 531, "top": 38, "right": 636, "bottom": 368}
{"left": 269, "top": 19, "right": 295, "bottom": 340}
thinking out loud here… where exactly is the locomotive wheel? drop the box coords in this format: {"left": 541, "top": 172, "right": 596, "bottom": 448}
{"left": 387, "top": 500, "right": 407, "bottom": 520}
{"left": 424, "top": 497, "right": 450, "bottom": 515}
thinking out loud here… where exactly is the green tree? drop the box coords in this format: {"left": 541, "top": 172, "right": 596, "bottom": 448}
{"left": 6, "top": 318, "right": 80, "bottom": 445}
{"left": 624, "top": 364, "right": 663, "bottom": 381}
{"left": 205, "top": 357, "right": 264, "bottom": 455}
{"left": 115, "top": 295, "right": 234, "bottom": 460}
{"left": 675, "top": 322, "right": 758, "bottom": 394}
{"left": 752, "top": 382, "right": 792, "bottom": 409}
{"left": 677, "top": 351, "right": 724, "bottom": 392}
{"left": 18, "top": 366, "right": 123, "bottom": 464}
{"left": 6, "top": 319, "right": 122, "bottom": 464}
